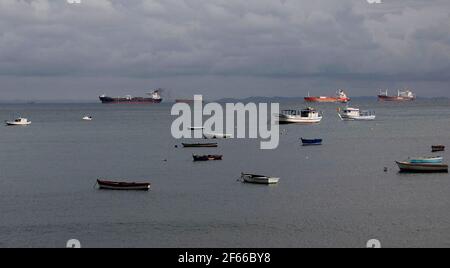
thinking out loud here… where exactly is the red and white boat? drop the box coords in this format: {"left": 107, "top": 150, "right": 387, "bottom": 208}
{"left": 378, "top": 89, "right": 415, "bottom": 101}
{"left": 305, "top": 90, "right": 350, "bottom": 103}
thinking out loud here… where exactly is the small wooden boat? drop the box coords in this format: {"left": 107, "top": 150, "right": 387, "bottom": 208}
{"left": 432, "top": 145, "right": 445, "bottom": 152}
{"left": 5, "top": 117, "right": 31, "bottom": 126}
{"left": 97, "top": 179, "right": 151, "bottom": 191}
{"left": 396, "top": 162, "right": 449, "bottom": 173}
{"left": 193, "top": 155, "right": 223, "bottom": 161}
{"left": 408, "top": 156, "right": 443, "bottom": 164}
{"left": 241, "top": 173, "right": 280, "bottom": 185}
{"left": 182, "top": 143, "right": 218, "bottom": 148}
{"left": 301, "top": 138, "right": 322, "bottom": 146}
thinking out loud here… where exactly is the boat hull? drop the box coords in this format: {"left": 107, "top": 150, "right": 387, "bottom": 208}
{"left": 241, "top": 174, "right": 279, "bottom": 185}
{"left": 378, "top": 95, "right": 415, "bottom": 102}
{"left": 5, "top": 122, "right": 31, "bottom": 126}
{"left": 277, "top": 115, "right": 322, "bottom": 124}
{"left": 340, "top": 115, "right": 376, "bottom": 121}
{"left": 99, "top": 96, "right": 162, "bottom": 104}
{"left": 396, "top": 162, "right": 448, "bottom": 173}
{"left": 432, "top": 145, "right": 445, "bottom": 152}
{"left": 304, "top": 97, "right": 350, "bottom": 103}
{"left": 182, "top": 143, "right": 218, "bottom": 148}
{"left": 278, "top": 118, "right": 322, "bottom": 124}
{"left": 193, "top": 155, "right": 223, "bottom": 161}
{"left": 301, "top": 138, "right": 322, "bottom": 146}
{"left": 97, "top": 180, "right": 151, "bottom": 191}
{"left": 203, "top": 133, "right": 232, "bottom": 139}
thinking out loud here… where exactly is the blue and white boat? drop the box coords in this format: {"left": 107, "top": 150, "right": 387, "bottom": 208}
{"left": 408, "top": 156, "right": 443, "bottom": 164}
{"left": 301, "top": 138, "right": 323, "bottom": 146}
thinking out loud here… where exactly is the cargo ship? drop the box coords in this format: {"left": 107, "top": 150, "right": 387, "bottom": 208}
{"left": 378, "top": 89, "right": 415, "bottom": 101}
{"left": 304, "top": 90, "right": 350, "bottom": 103}
{"left": 99, "top": 89, "right": 162, "bottom": 104}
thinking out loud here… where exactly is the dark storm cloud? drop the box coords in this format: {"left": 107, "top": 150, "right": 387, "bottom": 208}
{"left": 0, "top": 0, "right": 449, "bottom": 99}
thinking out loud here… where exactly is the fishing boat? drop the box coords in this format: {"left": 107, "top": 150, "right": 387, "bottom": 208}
{"left": 5, "top": 117, "right": 31, "bottom": 126}
{"left": 304, "top": 90, "right": 350, "bottom": 103}
{"left": 338, "top": 107, "right": 376, "bottom": 121}
{"left": 203, "top": 132, "right": 232, "bottom": 139}
{"left": 182, "top": 143, "right": 218, "bottom": 148}
{"left": 276, "top": 107, "right": 323, "bottom": 124}
{"left": 378, "top": 89, "right": 415, "bottom": 101}
{"left": 241, "top": 173, "right": 280, "bottom": 185}
{"left": 301, "top": 138, "right": 323, "bottom": 146}
{"left": 193, "top": 155, "right": 223, "bottom": 161}
{"left": 97, "top": 179, "right": 151, "bottom": 191}
{"left": 396, "top": 162, "right": 448, "bottom": 173}
{"left": 432, "top": 145, "right": 445, "bottom": 153}
{"left": 408, "top": 157, "right": 443, "bottom": 164}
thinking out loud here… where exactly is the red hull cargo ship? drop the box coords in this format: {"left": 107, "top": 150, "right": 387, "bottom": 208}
{"left": 99, "top": 89, "right": 162, "bottom": 104}
{"left": 305, "top": 90, "right": 350, "bottom": 103}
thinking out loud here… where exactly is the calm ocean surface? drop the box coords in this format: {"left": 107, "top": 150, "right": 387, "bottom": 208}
{"left": 1, "top": 99, "right": 450, "bottom": 248}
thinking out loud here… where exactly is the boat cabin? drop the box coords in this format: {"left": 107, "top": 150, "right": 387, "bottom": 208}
{"left": 341, "top": 108, "right": 375, "bottom": 117}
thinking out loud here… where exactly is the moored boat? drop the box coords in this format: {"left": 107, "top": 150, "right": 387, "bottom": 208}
{"left": 276, "top": 107, "right": 323, "bottom": 124}
{"left": 193, "top": 155, "right": 223, "bottom": 161}
{"left": 338, "top": 107, "right": 376, "bottom": 121}
{"left": 203, "top": 132, "right": 232, "bottom": 139}
{"left": 378, "top": 89, "right": 415, "bottom": 101}
{"left": 408, "top": 156, "right": 443, "bottom": 164}
{"left": 432, "top": 145, "right": 445, "bottom": 153}
{"left": 396, "top": 162, "right": 448, "bottom": 173}
{"left": 305, "top": 90, "right": 350, "bottom": 103}
{"left": 301, "top": 138, "right": 323, "bottom": 146}
{"left": 188, "top": 126, "right": 204, "bottom": 130}
{"left": 5, "top": 117, "right": 31, "bottom": 126}
{"left": 182, "top": 143, "right": 218, "bottom": 148}
{"left": 241, "top": 173, "right": 280, "bottom": 185}
{"left": 97, "top": 179, "right": 151, "bottom": 191}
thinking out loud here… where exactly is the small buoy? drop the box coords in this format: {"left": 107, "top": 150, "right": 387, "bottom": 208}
{"left": 174, "top": 145, "right": 178, "bottom": 148}
{"left": 384, "top": 167, "right": 388, "bottom": 172}
{"left": 163, "top": 159, "right": 167, "bottom": 162}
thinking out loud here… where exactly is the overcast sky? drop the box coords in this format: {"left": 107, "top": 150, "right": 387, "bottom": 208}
{"left": 0, "top": 0, "right": 449, "bottom": 101}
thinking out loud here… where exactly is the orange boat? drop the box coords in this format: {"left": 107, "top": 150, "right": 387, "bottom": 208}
{"left": 304, "top": 90, "right": 350, "bottom": 103}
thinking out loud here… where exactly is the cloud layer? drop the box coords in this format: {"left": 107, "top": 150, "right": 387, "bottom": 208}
{"left": 0, "top": 0, "right": 449, "bottom": 99}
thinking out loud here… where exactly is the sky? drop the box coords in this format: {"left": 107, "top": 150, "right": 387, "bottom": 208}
{"left": 0, "top": 0, "right": 449, "bottom": 101}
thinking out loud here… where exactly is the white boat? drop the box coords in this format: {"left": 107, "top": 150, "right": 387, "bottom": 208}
{"left": 5, "top": 117, "right": 31, "bottom": 126}
{"left": 82, "top": 116, "right": 93, "bottom": 121}
{"left": 188, "top": 126, "right": 204, "bottom": 130}
{"left": 396, "top": 161, "right": 448, "bottom": 173}
{"left": 276, "top": 107, "right": 323, "bottom": 124}
{"left": 338, "top": 107, "right": 375, "bottom": 121}
{"left": 241, "top": 173, "right": 280, "bottom": 185}
{"left": 203, "top": 132, "right": 232, "bottom": 139}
